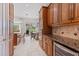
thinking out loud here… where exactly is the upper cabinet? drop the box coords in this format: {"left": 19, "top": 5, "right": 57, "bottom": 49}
{"left": 53, "top": 4, "right": 61, "bottom": 26}
{"left": 39, "top": 6, "right": 51, "bottom": 34}
{"left": 40, "top": 3, "right": 79, "bottom": 28}
{"left": 47, "top": 3, "right": 61, "bottom": 27}
{"left": 61, "top": 4, "right": 73, "bottom": 24}
{"left": 48, "top": 4, "right": 54, "bottom": 27}
{"left": 61, "top": 3, "right": 79, "bottom": 24}
{"left": 72, "top": 4, "right": 79, "bottom": 22}
{"left": 9, "top": 3, "right": 14, "bottom": 20}
{"left": 47, "top": 3, "right": 74, "bottom": 25}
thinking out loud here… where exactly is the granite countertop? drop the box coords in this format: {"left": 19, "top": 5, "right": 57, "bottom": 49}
{"left": 53, "top": 34, "right": 79, "bottom": 52}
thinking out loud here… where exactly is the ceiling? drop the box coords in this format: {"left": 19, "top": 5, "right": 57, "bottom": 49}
{"left": 14, "top": 3, "right": 49, "bottom": 19}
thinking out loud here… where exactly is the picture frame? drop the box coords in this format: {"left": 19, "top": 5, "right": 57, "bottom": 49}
{"left": 13, "top": 23, "right": 21, "bottom": 33}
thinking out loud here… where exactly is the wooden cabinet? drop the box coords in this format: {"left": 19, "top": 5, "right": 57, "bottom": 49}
{"left": 47, "top": 3, "right": 79, "bottom": 26}
{"left": 53, "top": 4, "right": 61, "bottom": 26}
{"left": 47, "top": 3, "right": 61, "bottom": 27}
{"left": 39, "top": 3, "right": 79, "bottom": 56}
{"left": 72, "top": 4, "right": 79, "bottom": 22}
{"left": 61, "top": 3, "right": 79, "bottom": 24}
{"left": 47, "top": 37, "right": 53, "bottom": 56}
{"left": 13, "top": 34, "right": 17, "bottom": 46}
{"left": 9, "top": 3, "right": 14, "bottom": 20}
{"left": 39, "top": 6, "right": 48, "bottom": 33}
{"left": 39, "top": 6, "right": 52, "bottom": 49}
{"left": 39, "top": 6, "right": 53, "bottom": 56}
{"left": 39, "top": 6, "right": 47, "bottom": 48}
{"left": 61, "top": 4, "right": 72, "bottom": 24}
{"left": 48, "top": 4, "right": 54, "bottom": 27}
{"left": 42, "top": 35, "right": 53, "bottom": 56}
{"left": 9, "top": 20, "right": 14, "bottom": 56}
{"left": 39, "top": 6, "right": 51, "bottom": 34}
{"left": 9, "top": 3, "right": 14, "bottom": 56}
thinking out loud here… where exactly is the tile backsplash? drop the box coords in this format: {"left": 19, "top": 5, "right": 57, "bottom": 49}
{"left": 53, "top": 25, "right": 79, "bottom": 39}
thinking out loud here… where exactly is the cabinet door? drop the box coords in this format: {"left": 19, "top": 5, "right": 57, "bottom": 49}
{"left": 9, "top": 20, "right": 14, "bottom": 56}
{"left": 42, "top": 35, "right": 46, "bottom": 51}
{"left": 9, "top": 3, "right": 14, "bottom": 20}
{"left": 39, "top": 7, "right": 48, "bottom": 33}
{"left": 48, "top": 4, "right": 54, "bottom": 27}
{"left": 47, "top": 37, "right": 53, "bottom": 56}
{"left": 53, "top": 4, "right": 61, "bottom": 26}
{"left": 9, "top": 3, "right": 14, "bottom": 56}
{"left": 42, "top": 7, "right": 49, "bottom": 33}
{"left": 42, "top": 35, "right": 48, "bottom": 54}
{"left": 61, "top": 4, "right": 72, "bottom": 24}
{"left": 13, "top": 34, "right": 17, "bottom": 46}
{"left": 72, "top": 4, "right": 79, "bottom": 22}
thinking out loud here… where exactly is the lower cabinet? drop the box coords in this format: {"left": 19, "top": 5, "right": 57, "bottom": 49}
{"left": 39, "top": 32, "right": 43, "bottom": 48}
{"left": 9, "top": 20, "right": 14, "bottom": 56}
{"left": 9, "top": 39, "right": 14, "bottom": 56}
{"left": 42, "top": 35, "right": 53, "bottom": 56}
{"left": 47, "top": 37, "right": 53, "bottom": 56}
{"left": 13, "top": 34, "right": 17, "bottom": 46}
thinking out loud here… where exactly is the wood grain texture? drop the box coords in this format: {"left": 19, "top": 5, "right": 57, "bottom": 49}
{"left": 47, "top": 3, "right": 54, "bottom": 27}
{"left": 42, "top": 34, "right": 53, "bottom": 56}
{"left": 9, "top": 3, "right": 14, "bottom": 56}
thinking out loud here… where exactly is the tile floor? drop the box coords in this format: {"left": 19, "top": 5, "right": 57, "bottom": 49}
{"left": 13, "top": 35, "right": 46, "bottom": 56}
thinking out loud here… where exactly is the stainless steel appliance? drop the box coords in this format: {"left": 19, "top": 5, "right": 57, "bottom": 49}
{"left": 53, "top": 42, "right": 79, "bottom": 56}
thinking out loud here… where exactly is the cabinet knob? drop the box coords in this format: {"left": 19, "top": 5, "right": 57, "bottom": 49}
{"left": 61, "top": 32, "right": 64, "bottom": 34}
{"left": 74, "top": 33, "right": 77, "bottom": 36}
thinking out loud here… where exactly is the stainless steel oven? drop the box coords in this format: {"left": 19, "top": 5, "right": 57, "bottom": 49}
{"left": 53, "top": 42, "right": 79, "bottom": 56}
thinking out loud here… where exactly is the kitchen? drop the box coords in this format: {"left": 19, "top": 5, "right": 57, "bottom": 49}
{"left": 39, "top": 3, "right": 79, "bottom": 56}
{"left": 0, "top": 3, "right": 79, "bottom": 56}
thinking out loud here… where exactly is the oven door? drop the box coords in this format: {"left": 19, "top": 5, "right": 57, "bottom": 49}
{"left": 53, "top": 42, "right": 79, "bottom": 56}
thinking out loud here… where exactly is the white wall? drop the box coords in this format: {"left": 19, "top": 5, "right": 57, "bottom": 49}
{"left": 14, "top": 3, "right": 49, "bottom": 18}
{"left": 14, "top": 3, "right": 49, "bottom": 36}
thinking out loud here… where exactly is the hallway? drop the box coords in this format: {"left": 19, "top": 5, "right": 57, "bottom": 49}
{"left": 13, "top": 35, "right": 46, "bottom": 56}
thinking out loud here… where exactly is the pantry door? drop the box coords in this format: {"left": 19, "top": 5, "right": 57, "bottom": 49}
{"left": 0, "top": 3, "right": 9, "bottom": 56}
